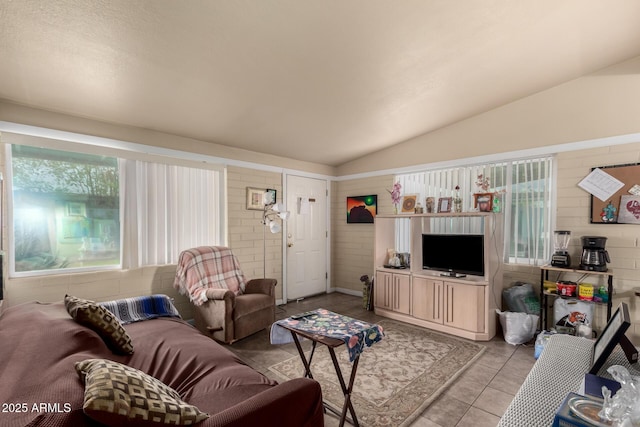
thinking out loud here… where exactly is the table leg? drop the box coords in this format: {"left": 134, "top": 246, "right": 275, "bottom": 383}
{"left": 328, "top": 347, "right": 360, "bottom": 427}
{"left": 291, "top": 331, "right": 317, "bottom": 379}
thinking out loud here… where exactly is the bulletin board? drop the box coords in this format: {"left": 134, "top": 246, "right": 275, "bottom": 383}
{"left": 587, "top": 163, "right": 640, "bottom": 224}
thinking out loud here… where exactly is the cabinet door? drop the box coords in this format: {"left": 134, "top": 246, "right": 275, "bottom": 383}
{"left": 375, "top": 271, "right": 393, "bottom": 310}
{"left": 392, "top": 274, "right": 411, "bottom": 314}
{"left": 444, "top": 282, "right": 485, "bottom": 332}
{"left": 412, "top": 277, "right": 443, "bottom": 323}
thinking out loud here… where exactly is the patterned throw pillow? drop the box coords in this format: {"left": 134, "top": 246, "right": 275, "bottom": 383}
{"left": 64, "top": 294, "right": 134, "bottom": 355}
{"left": 75, "top": 359, "right": 209, "bottom": 426}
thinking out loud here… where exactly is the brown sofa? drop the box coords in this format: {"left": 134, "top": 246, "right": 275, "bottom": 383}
{"left": 0, "top": 300, "right": 324, "bottom": 427}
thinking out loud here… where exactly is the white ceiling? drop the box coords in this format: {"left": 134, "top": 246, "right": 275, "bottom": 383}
{"left": 2, "top": 1, "right": 640, "bottom": 167}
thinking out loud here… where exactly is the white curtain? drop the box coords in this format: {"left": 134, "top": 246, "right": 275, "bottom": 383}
{"left": 122, "top": 159, "right": 222, "bottom": 268}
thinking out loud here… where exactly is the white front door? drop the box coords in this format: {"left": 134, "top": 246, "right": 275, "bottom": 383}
{"left": 285, "top": 175, "right": 327, "bottom": 300}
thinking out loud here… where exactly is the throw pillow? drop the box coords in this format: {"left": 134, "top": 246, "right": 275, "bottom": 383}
{"left": 75, "top": 359, "right": 209, "bottom": 426}
{"left": 64, "top": 294, "right": 134, "bottom": 355}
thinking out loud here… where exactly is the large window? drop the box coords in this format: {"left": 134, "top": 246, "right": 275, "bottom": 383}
{"left": 395, "top": 156, "right": 554, "bottom": 265}
{"left": 8, "top": 142, "right": 224, "bottom": 276}
{"left": 11, "top": 146, "right": 120, "bottom": 272}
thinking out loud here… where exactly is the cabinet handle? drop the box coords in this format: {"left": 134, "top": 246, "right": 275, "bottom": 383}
{"left": 448, "top": 287, "right": 453, "bottom": 323}
{"left": 393, "top": 280, "right": 398, "bottom": 310}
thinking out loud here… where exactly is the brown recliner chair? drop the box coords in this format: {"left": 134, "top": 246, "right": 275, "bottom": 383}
{"left": 173, "top": 246, "right": 277, "bottom": 344}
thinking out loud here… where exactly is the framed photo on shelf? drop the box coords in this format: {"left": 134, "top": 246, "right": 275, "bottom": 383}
{"left": 246, "top": 187, "right": 266, "bottom": 210}
{"left": 438, "top": 197, "right": 452, "bottom": 213}
{"left": 401, "top": 194, "right": 417, "bottom": 213}
{"left": 474, "top": 193, "right": 493, "bottom": 212}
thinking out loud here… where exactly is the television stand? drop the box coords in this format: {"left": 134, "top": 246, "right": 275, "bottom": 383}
{"left": 373, "top": 212, "right": 504, "bottom": 341}
{"left": 440, "top": 272, "right": 466, "bottom": 278}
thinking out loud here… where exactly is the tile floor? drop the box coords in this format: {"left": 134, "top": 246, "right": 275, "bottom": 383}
{"left": 226, "top": 292, "right": 536, "bottom": 427}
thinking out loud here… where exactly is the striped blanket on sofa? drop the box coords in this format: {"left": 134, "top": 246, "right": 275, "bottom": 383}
{"left": 100, "top": 294, "right": 181, "bottom": 324}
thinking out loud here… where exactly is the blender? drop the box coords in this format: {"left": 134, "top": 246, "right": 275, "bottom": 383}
{"left": 551, "top": 230, "right": 571, "bottom": 268}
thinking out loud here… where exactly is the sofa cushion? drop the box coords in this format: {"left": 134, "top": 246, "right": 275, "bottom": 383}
{"left": 64, "top": 294, "right": 134, "bottom": 355}
{"left": 75, "top": 358, "right": 209, "bottom": 426}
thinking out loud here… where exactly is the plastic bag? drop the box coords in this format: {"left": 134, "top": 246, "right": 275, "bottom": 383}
{"left": 534, "top": 330, "right": 556, "bottom": 359}
{"left": 503, "top": 282, "right": 540, "bottom": 315}
{"left": 553, "top": 299, "right": 593, "bottom": 334}
{"left": 496, "top": 310, "right": 539, "bottom": 345}
{"left": 599, "top": 365, "right": 640, "bottom": 425}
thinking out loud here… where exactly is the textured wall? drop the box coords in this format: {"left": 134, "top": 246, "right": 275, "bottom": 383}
{"left": 504, "top": 141, "right": 640, "bottom": 342}
{"left": 226, "top": 166, "right": 284, "bottom": 301}
{"left": 331, "top": 175, "right": 394, "bottom": 294}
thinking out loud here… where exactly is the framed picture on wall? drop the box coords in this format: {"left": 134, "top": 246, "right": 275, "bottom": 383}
{"left": 264, "top": 189, "right": 277, "bottom": 206}
{"left": 246, "top": 187, "right": 266, "bottom": 210}
{"left": 346, "top": 195, "right": 377, "bottom": 223}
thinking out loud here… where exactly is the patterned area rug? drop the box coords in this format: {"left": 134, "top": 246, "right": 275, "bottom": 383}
{"left": 269, "top": 319, "right": 485, "bottom": 427}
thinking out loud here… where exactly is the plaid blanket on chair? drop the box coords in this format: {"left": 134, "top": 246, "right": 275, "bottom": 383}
{"left": 99, "top": 294, "right": 181, "bottom": 324}
{"left": 173, "top": 246, "right": 247, "bottom": 305}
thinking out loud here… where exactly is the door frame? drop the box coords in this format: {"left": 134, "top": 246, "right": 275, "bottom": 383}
{"left": 281, "top": 171, "right": 331, "bottom": 303}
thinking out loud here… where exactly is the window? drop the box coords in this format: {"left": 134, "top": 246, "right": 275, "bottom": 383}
{"left": 395, "top": 156, "right": 554, "bottom": 265}
{"left": 11, "top": 145, "right": 120, "bottom": 273}
{"left": 509, "top": 158, "right": 554, "bottom": 264}
{"left": 8, "top": 142, "right": 224, "bottom": 276}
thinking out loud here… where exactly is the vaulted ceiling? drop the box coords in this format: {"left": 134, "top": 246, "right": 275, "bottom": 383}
{"left": 2, "top": 1, "right": 640, "bottom": 167}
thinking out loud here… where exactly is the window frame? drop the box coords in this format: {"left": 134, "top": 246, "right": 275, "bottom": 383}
{"left": 3, "top": 132, "right": 226, "bottom": 278}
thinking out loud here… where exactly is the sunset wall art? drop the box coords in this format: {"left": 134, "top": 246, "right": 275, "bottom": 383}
{"left": 347, "top": 195, "right": 377, "bottom": 223}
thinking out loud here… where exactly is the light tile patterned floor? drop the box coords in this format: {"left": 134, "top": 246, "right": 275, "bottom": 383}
{"left": 225, "top": 293, "right": 535, "bottom": 427}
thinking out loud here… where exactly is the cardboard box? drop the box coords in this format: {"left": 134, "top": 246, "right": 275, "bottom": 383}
{"left": 579, "top": 373, "right": 621, "bottom": 400}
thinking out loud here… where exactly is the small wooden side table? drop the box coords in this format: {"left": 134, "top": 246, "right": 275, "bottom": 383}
{"left": 271, "top": 309, "right": 383, "bottom": 427}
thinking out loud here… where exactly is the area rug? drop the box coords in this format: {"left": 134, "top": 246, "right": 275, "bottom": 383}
{"left": 268, "top": 319, "right": 485, "bottom": 427}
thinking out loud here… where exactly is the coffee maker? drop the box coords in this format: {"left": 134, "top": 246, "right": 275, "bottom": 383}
{"left": 579, "top": 236, "right": 610, "bottom": 272}
{"left": 551, "top": 230, "right": 571, "bottom": 268}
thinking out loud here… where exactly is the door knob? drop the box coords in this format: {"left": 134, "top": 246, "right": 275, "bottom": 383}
{"left": 288, "top": 242, "right": 294, "bottom": 247}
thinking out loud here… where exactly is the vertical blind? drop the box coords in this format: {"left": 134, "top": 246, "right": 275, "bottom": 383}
{"left": 395, "top": 156, "right": 553, "bottom": 265}
{"left": 122, "top": 159, "right": 222, "bottom": 268}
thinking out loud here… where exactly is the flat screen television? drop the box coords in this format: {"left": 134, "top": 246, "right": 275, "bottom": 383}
{"left": 422, "top": 233, "right": 485, "bottom": 277}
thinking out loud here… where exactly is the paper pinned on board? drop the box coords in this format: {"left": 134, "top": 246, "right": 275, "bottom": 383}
{"left": 578, "top": 168, "right": 625, "bottom": 202}
{"left": 628, "top": 184, "right": 640, "bottom": 195}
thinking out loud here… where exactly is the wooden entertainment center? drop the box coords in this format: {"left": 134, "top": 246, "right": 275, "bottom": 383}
{"left": 374, "top": 212, "right": 504, "bottom": 341}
